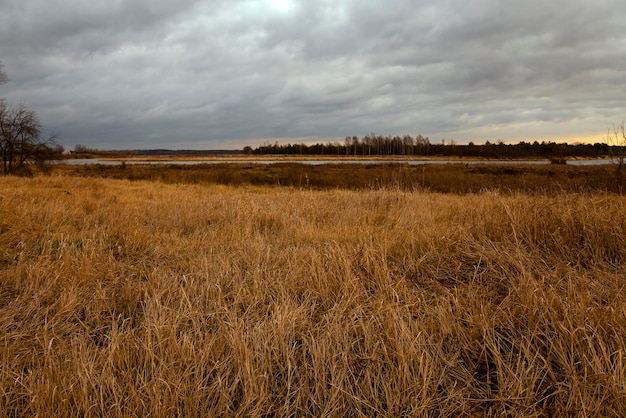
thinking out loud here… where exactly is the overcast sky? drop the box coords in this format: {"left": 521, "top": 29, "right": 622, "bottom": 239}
{"left": 1, "top": 0, "right": 625, "bottom": 150}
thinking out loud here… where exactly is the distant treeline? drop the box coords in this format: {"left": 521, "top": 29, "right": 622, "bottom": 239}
{"left": 131, "top": 149, "right": 243, "bottom": 155}
{"left": 252, "top": 135, "right": 616, "bottom": 159}
{"left": 71, "top": 145, "right": 242, "bottom": 156}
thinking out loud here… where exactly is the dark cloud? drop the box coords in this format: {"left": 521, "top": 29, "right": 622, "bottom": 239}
{"left": 1, "top": 0, "right": 625, "bottom": 149}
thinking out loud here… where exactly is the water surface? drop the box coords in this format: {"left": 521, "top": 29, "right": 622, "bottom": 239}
{"left": 61, "top": 158, "right": 615, "bottom": 166}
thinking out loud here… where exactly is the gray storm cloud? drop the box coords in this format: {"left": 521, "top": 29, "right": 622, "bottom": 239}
{"left": 0, "top": 0, "right": 624, "bottom": 149}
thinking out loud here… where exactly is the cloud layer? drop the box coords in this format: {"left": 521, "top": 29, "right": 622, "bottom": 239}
{"left": 1, "top": 0, "right": 625, "bottom": 149}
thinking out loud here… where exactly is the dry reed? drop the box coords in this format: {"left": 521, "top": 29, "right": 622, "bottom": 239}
{"left": 1, "top": 175, "right": 625, "bottom": 416}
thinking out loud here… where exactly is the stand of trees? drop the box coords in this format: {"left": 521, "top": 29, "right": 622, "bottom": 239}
{"left": 70, "top": 145, "right": 243, "bottom": 157}
{"left": 252, "top": 134, "right": 614, "bottom": 159}
{"left": 0, "top": 61, "right": 62, "bottom": 175}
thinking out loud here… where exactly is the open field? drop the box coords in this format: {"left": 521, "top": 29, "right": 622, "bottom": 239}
{"left": 1, "top": 173, "right": 626, "bottom": 416}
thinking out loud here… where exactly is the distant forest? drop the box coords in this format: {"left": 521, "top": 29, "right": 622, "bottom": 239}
{"left": 251, "top": 134, "right": 616, "bottom": 159}
{"left": 71, "top": 145, "right": 242, "bottom": 156}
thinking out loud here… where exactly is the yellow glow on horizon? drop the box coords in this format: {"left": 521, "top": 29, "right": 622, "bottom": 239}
{"left": 537, "top": 132, "right": 609, "bottom": 145}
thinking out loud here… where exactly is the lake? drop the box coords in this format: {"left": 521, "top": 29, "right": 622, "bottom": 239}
{"left": 60, "top": 158, "right": 615, "bottom": 166}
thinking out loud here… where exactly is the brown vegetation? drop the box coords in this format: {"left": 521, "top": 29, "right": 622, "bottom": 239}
{"left": 1, "top": 173, "right": 626, "bottom": 416}
{"left": 56, "top": 161, "right": 625, "bottom": 194}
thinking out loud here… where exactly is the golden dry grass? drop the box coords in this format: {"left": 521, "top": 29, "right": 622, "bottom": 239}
{"left": 1, "top": 175, "right": 626, "bottom": 416}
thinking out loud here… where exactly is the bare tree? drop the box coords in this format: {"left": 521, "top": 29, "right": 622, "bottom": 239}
{"left": 608, "top": 121, "right": 626, "bottom": 172}
{"left": 0, "top": 101, "right": 61, "bottom": 175}
{"left": 0, "top": 61, "right": 61, "bottom": 175}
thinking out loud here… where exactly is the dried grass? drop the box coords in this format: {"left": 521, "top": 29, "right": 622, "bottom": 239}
{"left": 1, "top": 175, "right": 625, "bottom": 416}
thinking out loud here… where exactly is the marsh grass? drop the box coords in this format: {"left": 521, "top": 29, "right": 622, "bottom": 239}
{"left": 1, "top": 175, "right": 626, "bottom": 416}
{"left": 55, "top": 162, "right": 625, "bottom": 194}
